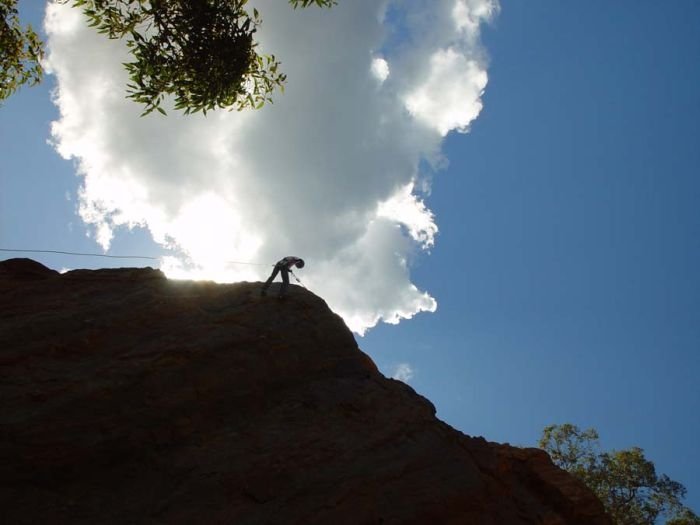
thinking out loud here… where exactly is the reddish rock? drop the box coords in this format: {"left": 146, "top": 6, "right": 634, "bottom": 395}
{"left": 0, "top": 259, "right": 610, "bottom": 524}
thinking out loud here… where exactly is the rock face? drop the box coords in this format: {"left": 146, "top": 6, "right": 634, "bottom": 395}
{"left": 0, "top": 258, "right": 610, "bottom": 524}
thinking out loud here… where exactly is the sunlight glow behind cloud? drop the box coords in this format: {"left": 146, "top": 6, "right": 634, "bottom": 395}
{"left": 44, "top": 0, "right": 497, "bottom": 334}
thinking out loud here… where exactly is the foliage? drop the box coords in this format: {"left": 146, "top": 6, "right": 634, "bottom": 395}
{"left": 1, "top": 0, "right": 337, "bottom": 114}
{"left": 666, "top": 508, "right": 700, "bottom": 525}
{"left": 539, "top": 424, "right": 697, "bottom": 525}
{"left": 0, "top": 0, "right": 43, "bottom": 102}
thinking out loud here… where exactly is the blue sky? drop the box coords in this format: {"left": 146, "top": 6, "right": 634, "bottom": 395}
{"left": 367, "top": 0, "right": 700, "bottom": 512}
{"left": 2, "top": 0, "right": 699, "bottom": 515}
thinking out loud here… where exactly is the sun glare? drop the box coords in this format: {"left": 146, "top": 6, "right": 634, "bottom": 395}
{"left": 160, "top": 193, "right": 263, "bottom": 283}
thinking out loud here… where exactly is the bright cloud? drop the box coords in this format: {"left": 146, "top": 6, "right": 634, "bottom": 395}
{"left": 371, "top": 57, "right": 390, "bottom": 83}
{"left": 44, "top": 0, "right": 497, "bottom": 334}
{"left": 453, "top": 0, "right": 499, "bottom": 38}
{"left": 404, "top": 48, "right": 488, "bottom": 136}
{"left": 377, "top": 181, "right": 437, "bottom": 248}
{"left": 392, "top": 363, "right": 415, "bottom": 383}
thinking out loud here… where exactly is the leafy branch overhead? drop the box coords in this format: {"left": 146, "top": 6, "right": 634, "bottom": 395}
{"left": 1, "top": 0, "right": 337, "bottom": 115}
{"left": 0, "top": 0, "right": 43, "bottom": 102}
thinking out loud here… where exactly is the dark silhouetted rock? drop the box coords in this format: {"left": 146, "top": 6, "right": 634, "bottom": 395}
{"left": 0, "top": 257, "right": 58, "bottom": 280}
{"left": 0, "top": 259, "right": 610, "bottom": 524}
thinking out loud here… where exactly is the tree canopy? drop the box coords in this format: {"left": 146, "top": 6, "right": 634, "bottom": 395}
{"left": 539, "top": 424, "right": 699, "bottom": 525}
{"left": 1, "top": 0, "right": 336, "bottom": 114}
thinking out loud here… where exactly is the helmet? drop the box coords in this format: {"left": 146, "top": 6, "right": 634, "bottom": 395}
{"left": 296, "top": 259, "right": 305, "bottom": 269}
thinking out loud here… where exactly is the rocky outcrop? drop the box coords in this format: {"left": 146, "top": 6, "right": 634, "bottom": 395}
{"left": 0, "top": 258, "right": 610, "bottom": 524}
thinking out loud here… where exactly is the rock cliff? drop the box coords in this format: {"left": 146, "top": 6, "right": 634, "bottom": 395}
{"left": 0, "top": 258, "right": 610, "bottom": 524}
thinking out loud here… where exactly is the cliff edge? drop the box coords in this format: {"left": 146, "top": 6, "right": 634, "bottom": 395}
{"left": 0, "top": 258, "right": 610, "bottom": 524}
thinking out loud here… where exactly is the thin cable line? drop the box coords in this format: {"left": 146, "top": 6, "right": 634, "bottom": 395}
{"left": 1, "top": 248, "right": 270, "bottom": 266}
{"left": 224, "top": 260, "right": 271, "bottom": 266}
{"left": 0, "top": 248, "right": 159, "bottom": 260}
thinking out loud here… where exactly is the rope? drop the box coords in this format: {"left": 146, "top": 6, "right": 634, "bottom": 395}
{"left": 1, "top": 248, "right": 270, "bottom": 266}
{"left": 290, "top": 270, "right": 307, "bottom": 288}
{"left": 0, "top": 248, "right": 159, "bottom": 260}
{"left": 225, "top": 260, "right": 271, "bottom": 267}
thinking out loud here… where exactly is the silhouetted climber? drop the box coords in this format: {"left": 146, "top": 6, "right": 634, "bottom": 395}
{"left": 261, "top": 256, "right": 305, "bottom": 298}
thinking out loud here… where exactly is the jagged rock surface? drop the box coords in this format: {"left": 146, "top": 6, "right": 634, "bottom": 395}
{"left": 0, "top": 259, "right": 610, "bottom": 524}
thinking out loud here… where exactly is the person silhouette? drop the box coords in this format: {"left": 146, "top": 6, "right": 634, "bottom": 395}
{"left": 260, "top": 256, "right": 305, "bottom": 298}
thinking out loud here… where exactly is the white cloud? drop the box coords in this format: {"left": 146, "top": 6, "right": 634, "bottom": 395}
{"left": 371, "top": 57, "right": 390, "bottom": 83}
{"left": 404, "top": 47, "right": 488, "bottom": 136}
{"left": 453, "top": 0, "right": 499, "bottom": 39}
{"left": 403, "top": 0, "right": 497, "bottom": 136}
{"left": 392, "top": 363, "right": 415, "bottom": 383}
{"left": 377, "top": 181, "right": 437, "bottom": 248}
{"left": 43, "top": 0, "right": 497, "bottom": 334}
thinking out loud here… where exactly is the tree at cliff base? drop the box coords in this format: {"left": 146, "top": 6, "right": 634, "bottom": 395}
{"left": 539, "top": 423, "right": 699, "bottom": 525}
